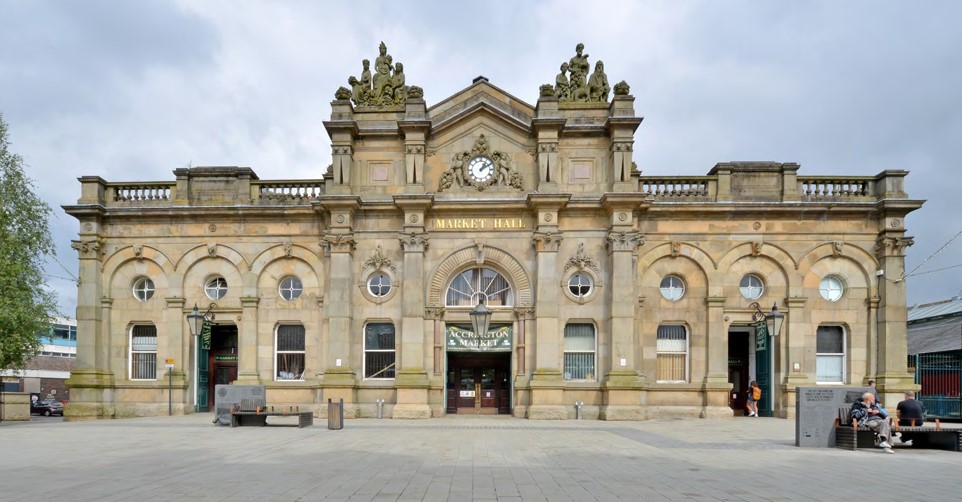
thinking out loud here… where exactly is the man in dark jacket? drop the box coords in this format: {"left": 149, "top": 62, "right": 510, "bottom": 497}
{"left": 850, "top": 392, "right": 894, "bottom": 452}
{"left": 896, "top": 391, "right": 926, "bottom": 427}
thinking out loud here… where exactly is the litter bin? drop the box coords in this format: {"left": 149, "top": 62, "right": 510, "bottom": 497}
{"left": 327, "top": 398, "right": 344, "bottom": 430}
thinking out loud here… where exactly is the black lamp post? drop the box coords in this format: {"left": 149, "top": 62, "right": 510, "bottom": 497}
{"left": 470, "top": 297, "right": 492, "bottom": 336}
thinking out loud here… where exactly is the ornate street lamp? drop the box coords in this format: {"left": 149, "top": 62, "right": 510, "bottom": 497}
{"left": 470, "top": 297, "right": 492, "bottom": 336}
{"left": 751, "top": 302, "right": 784, "bottom": 337}
{"left": 186, "top": 304, "right": 206, "bottom": 337}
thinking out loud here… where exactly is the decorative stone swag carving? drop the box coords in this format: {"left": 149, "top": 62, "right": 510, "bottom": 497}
{"left": 564, "top": 243, "right": 600, "bottom": 272}
{"left": 364, "top": 244, "right": 395, "bottom": 272}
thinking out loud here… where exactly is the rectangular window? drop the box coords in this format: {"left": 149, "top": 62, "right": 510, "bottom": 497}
{"left": 364, "top": 323, "right": 396, "bottom": 379}
{"left": 563, "top": 323, "right": 596, "bottom": 380}
{"left": 656, "top": 325, "right": 688, "bottom": 383}
{"left": 275, "top": 325, "right": 305, "bottom": 380}
{"left": 816, "top": 325, "right": 845, "bottom": 383}
{"left": 130, "top": 325, "right": 157, "bottom": 380}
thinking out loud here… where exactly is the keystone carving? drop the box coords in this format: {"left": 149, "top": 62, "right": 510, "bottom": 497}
{"left": 283, "top": 240, "right": 293, "bottom": 258}
{"left": 364, "top": 244, "right": 396, "bottom": 272}
{"left": 132, "top": 244, "right": 143, "bottom": 259}
{"left": 606, "top": 231, "right": 644, "bottom": 252}
{"left": 750, "top": 241, "right": 762, "bottom": 257}
{"left": 564, "top": 243, "right": 600, "bottom": 272}
{"left": 670, "top": 240, "right": 682, "bottom": 257}
{"left": 532, "top": 230, "right": 564, "bottom": 252}
{"left": 207, "top": 243, "right": 218, "bottom": 257}
{"left": 832, "top": 241, "right": 843, "bottom": 257}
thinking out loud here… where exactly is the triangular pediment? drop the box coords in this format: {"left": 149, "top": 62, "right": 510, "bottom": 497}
{"left": 428, "top": 79, "right": 535, "bottom": 136}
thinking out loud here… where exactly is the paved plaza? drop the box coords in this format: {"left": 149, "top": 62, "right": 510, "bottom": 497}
{"left": 1, "top": 414, "right": 959, "bottom": 501}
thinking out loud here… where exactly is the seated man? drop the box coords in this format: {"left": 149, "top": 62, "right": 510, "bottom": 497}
{"left": 850, "top": 392, "right": 894, "bottom": 452}
{"left": 896, "top": 391, "right": 926, "bottom": 427}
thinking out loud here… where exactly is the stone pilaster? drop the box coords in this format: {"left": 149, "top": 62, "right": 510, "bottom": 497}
{"left": 701, "top": 296, "right": 732, "bottom": 419}
{"left": 236, "top": 296, "right": 260, "bottom": 384}
{"left": 322, "top": 99, "right": 358, "bottom": 195}
{"left": 874, "top": 232, "right": 917, "bottom": 404}
{"left": 393, "top": 222, "right": 432, "bottom": 419}
{"left": 399, "top": 99, "right": 430, "bottom": 192}
{"left": 606, "top": 94, "right": 643, "bottom": 192}
{"left": 532, "top": 99, "right": 565, "bottom": 192}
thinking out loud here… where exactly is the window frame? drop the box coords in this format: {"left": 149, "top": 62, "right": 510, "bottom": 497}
{"left": 274, "top": 324, "right": 306, "bottom": 381}
{"left": 445, "top": 266, "right": 514, "bottom": 308}
{"left": 278, "top": 276, "right": 303, "bottom": 301}
{"left": 367, "top": 272, "right": 392, "bottom": 297}
{"left": 815, "top": 325, "right": 846, "bottom": 384}
{"left": 363, "top": 322, "right": 396, "bottom": 380}
{"left": 659, "top": 275, "right": 686, "bottom": 301}
{"left": 655, "top": 324, "right": 689, "bottom": 383}
{"left": 739, "top": 273, "right": 765, "bottom": 300}
{"left": 818, "top": 275, "right": 845, "bottom": 302}
{"left": 205, "top": 276, "right": 228, "bottom": 300}
{"left": 562, "top": 323, "right": 597, "bottom": 381}
{"left": 567, "top": 273, "right": 593, "bottom": 298}
{"left": 132, "top": 276, "right": 155, "bottom": 302}
{"left": 129, "top": 324, "right": 158, "bottom": 381}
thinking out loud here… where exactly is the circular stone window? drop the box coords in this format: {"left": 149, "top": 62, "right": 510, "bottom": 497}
{"left": 367, "top": 273, "right": 392, "bottom": 297}
{"left": 739, "top": 274, "right": 764, "bottom": 300}
{"left": 132, "top": 277, "right": 155, "bottom": 301}
{"left": 205, "top": 276, "right": 228, "bottom": 300}
{"left": 567, "top": 273, "right": 593, "bottom": 298}
{"left": 819, "top": 275, "right": 845, "bottom": 302}
{"left": 659, "top": 275, "right": 686, "bottom": 301}
{"left": 278, "top": 276, "right": 303, "bottom": 301}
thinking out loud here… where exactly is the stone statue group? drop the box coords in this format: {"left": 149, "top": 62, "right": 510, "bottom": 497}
{"left": 554, "top": 43, "right": 609, "bottom": 103}
{"left": 341, "top": 42, "right": 422, "bottom": 107}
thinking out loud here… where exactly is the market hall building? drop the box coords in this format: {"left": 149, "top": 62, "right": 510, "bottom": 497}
{"left": 63, "top": 44, "right": 923, "bottom": 420}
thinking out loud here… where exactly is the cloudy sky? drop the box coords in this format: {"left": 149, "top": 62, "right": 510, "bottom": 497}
{"left": 1, "top": 0, "right": 960, "bottom": 315}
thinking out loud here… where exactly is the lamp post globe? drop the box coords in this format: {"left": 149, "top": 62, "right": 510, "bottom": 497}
{"left": 470, "top": 297, "right": 492, "bottom": 336}
{"left": 765, "top": 303, "right": 784, "bottom": 338}
{"left": 186, "top": 304, "right": 205, "bottom": 336}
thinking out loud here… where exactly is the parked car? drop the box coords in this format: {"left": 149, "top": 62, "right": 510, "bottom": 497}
{"left": 30, "top": 401, "right": 64, "bottom": 417}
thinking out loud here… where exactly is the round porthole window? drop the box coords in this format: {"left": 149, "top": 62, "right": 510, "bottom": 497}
{"left": 368, "top": 273, "right": 392, "bottom": 297}
{"left": 567, "top": 274, "right": 593, "bottom": 297}
{"left": 659, "top": 275, "right": 686, "bottom": 301}
{"left": 739, "top": 274, "right": 764, "bottom": 300}
{"left": 278, "top": 276, "right": 303, "bottom": 301}
{"left": 132, "top": 277, "right": 154, "bottom": 301}
{"left": 819, "top": 275, "right": 844, "bottom": 302}
{"left": 205, "top": 276, "right": 228, "bottom": 300}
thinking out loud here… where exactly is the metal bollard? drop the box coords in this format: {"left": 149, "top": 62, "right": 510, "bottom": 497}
{"left": 376, "top": 398, "right": 385, "bottom": 419}
{"left": 575, "top": 401, "right": 584, "bottom": 420}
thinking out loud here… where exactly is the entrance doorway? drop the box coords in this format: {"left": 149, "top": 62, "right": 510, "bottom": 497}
{"left": 728, "top": 331, "right": 750, "bottom": 414}
{"left": 446, "top": 353, "right": 510, "bottom": 414}
{"left": 207, "top": 324, "right": 237, "bottom": 411}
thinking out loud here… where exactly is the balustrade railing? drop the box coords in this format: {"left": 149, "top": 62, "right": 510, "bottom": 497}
{"left": 253, "top": 180, "right": 324, "bottom": 203}
{"left": 640, "top": 177, "right": 714, "bottom": 199}
{"left": 798, "top": 177, "right": 874, "bottom": 200}
{"left": 108, "top": 183, "right": 174, "bottom": 203}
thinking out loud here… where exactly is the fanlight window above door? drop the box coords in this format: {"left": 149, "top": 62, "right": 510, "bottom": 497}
{"left": 445, "top": 267, "right": 514, "bottom": 307}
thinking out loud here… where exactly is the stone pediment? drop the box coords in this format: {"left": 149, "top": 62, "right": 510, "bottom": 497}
{"left": 428, "top": 79, "right": 535, "bottom": 135}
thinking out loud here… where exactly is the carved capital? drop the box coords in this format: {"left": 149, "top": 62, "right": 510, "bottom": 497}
{"left": 513, "top": 305, "right": 536, "bottom": 320}
{"left": 605, "top": 231, "right": 644, "bottom": 252}
{"left": 424, "top": 305, "right": 446, "bottom": 319}
{"left": 71, "top": 238, "right": 106, "bottom": 259}
{"left": 564, "top": 242, "right": 600, "bottom": 272}
{"left": 874, "top": 234, "right": 914, "bottom": 258}
{"left": 320, "top": 232, "right": 357, "bottom": 253}
{"left": 364, "top": 244, "right": 396, "bottom": 272}
{"left": 532, "top": 230, "right": 564, "bottom": 252}
{"left": 398, "top": 231, "right": 429, "bottom": 252}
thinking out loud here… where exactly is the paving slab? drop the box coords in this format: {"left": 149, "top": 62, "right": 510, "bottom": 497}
{"left": 1, "top": 415, "right": 959, "bottom": 501}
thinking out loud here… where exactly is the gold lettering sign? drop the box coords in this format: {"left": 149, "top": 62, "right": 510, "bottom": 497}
{"left": 432, "top": 218, "right": 526, "bottom": 231}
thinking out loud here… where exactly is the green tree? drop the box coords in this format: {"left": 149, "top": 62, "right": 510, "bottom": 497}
{"left": 0, "top": 113, "right": 59, "bottom": 371}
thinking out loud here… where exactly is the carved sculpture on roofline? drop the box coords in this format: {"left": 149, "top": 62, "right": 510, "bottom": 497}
{"left": 540, "top": 43, "right": 617, "bottom": 103}
{"left": 338, "top": 42, "right": 420, "bottom": 108}
{"left": 438, "top": 134, "right": 524, "bottom": 192}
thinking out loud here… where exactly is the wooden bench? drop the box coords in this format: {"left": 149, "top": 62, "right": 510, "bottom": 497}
{"left": 230, "top": 398, "right": 314, "bottom": 428}
{"left": 835, "top": 405, "right": 961, "bottom": 452}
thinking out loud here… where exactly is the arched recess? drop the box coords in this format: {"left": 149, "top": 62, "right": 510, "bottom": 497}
{"left": 175, "top": 243, "right": 250, "bottom": 274}
{"left": 636, "top": 241, "right": 716, "bottom": 277}
{"left": 250, "top": 243, "right": 324, "bottom": 279}
{"left": 107, "top": 257, "right": 172, "bottom": 301}
{"left": 716, "top": 242, "right": 796, "bottom": 281}
{"left": 103, "top": 245, "right": 175, "bottom": 291}
{"left": 797, "top": 242, "right": 876, "bottom": 288}
{"left": 428, "top": 245, "right": 532, "bottom": 306}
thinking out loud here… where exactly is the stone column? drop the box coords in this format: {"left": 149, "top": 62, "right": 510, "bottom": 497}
{"left": 702, "top": 296, "right": 732, "bottom": 418}
{"left": 874, "top": 233, "right": 917, "bottom": 405}
{"left": 425, "top": 306, "right": 445, "bottom": 375}
{"left": 236, "top": 296, "right": 260, "bottom": 383}
{"left": 528, "top": 229, "right": 565, "bottom": 419}
{"left": 513, "top": 306, "right": 535, "bottom": 377}
{"left": 781, "top": 297, "right": 809, "bottom": 419}
{"left": 65, "top": 234, "right": 114, "bottom": 420}
{"left": 394, "top": 229, "right": 431, "bottom": 419}
{"left": 866, "top": 296, "right": 880, "bottom": 379}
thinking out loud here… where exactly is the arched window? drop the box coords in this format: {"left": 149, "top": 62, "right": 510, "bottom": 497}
{"left": 445, "top": 267, "right": 514, "bottom": 307}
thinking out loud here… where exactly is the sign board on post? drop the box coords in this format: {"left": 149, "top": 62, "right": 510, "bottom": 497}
{"left": 445, "top": 325, "right": 512, "bottom": 352}
{"left": 165, "top": 358, "right": 175, "bottom": 369}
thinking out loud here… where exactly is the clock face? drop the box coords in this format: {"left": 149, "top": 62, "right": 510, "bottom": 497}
{"left": 468, "top": 156, "right": 494, "bottom": 182}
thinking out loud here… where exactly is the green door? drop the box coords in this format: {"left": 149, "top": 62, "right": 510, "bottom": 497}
{"left": 195, "top": 321, "right": 212, "bottom": 412}
{"left": 754, "top": 323, "right": 772, "bottom": 417}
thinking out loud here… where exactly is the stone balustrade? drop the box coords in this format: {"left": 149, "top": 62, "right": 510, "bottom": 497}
{"left": 640, "top": 177, "right": 714, "bottom": 199}
{"left": 798, "top": 177, "right": 875, "bottom": 200}
{"left": 252, "top": 180, "right": 325, "bottom": 203}
{"left": 108, "top": 183, "right": 174, "bottom": 203}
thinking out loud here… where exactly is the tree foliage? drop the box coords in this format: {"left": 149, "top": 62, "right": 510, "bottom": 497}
{"left": 0, "top": 113, "right": 59, "bottom": 371}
